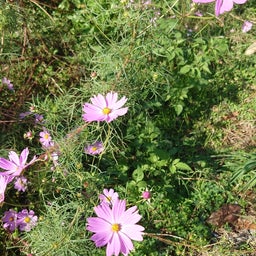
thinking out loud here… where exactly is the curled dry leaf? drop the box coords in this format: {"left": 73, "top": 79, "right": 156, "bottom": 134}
{"left": 207, "top": 204, "right": 241, "bottom": 227}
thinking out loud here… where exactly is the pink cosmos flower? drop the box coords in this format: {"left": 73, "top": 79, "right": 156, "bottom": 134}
{"left": 84, "top": 141, "right": 104, "bottom": 155}
{"left": 242, "top": 21, "right": 253, "bottom": 33}
{"left": 99, "top": 188, "right": 119, "bottom": 205}
{"left": 0, "top": 175, "right": 13, "bottom": 203}
{"left": 14, "top": 176, "right": 28, "bottom": 192}
{"left": 82, "top": 92, "right": 128, "bottom": 123}
{"left": 0, "top": 148, "right": 37, "bottom": 177}
{"left": 39, "top": 129, "right": 54, "bottom": 148}
{"left": 17, "top": 209, "right": 38, "bottom": 232}
{"left": 87, "top": 199, "right": 144, "bottom": 256}
{"left": 193, "top": 0, "right": 247, "bottom": 16}
{"left": 2, "top": 209, "right": 18, "bottom": 231}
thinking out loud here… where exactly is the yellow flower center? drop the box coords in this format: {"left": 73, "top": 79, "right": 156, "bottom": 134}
{"left": 9, "top": 217, "right": 14, "bottom": 222}
{"left": 24, "top": 217, "right": 31, "bottom": 223}
{"left": 44, "top": 134, "right": 49, "bottom": 139}
{"left": 91, "top": 146, "right": 98, "bottom": 151}
{"left": 102, "top": 107, "right": 111, "bottom": 115}
{"left": 111, "top": 223, "right": 120, "bottom": 232}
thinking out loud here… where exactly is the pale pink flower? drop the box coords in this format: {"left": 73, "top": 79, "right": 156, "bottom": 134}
{"left": 99, "top": 188, "right": 119, "bottom": 205}
{"left": 193, "top": 0, "right": 247, "bottom": 16}
{"left": 0, "top": 148, "right": 37, "bottom": 177}
{"left": 2, "top": 209, "right": 18, "bottom": 231}
{"left": 84, "top": 141, "right": 104, "bottom": 155}
{"left": 242, "top": 21, "right": 253, "bottom": 33}
{"left": 82, "top": 92, "right": 128, "bottom": 123}
{"left": 17, "top": 209, "right": 38, "bottom": 232}
{"left": 39, "top": 129, "right": 54, "bottom": 148}
{"left": 87, "top": 199, "right": 144, "bottom": 256}
{"left": 14, "top": 176, "right": 28, "bottom": 192}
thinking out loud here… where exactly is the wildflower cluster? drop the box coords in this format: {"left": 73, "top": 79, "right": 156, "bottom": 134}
{"left": 2, "top": 209, "right": 37, "bottom": 232}
{"left": 87, "top": 189, "right": 145, "bottom": 256}
{"left": 0, "top": 148, "right": 37, "bottom": 202}
{"left": 0, "top": 91, "right": 130, "bottom": 254}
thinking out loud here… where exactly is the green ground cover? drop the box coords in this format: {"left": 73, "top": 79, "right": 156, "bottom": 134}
{"left": 0, "top": 0, "right": 255, "bottom": 255}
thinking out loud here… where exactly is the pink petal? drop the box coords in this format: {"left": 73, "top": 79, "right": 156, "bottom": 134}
{"left": 107, "top": 107, "right": 128, "bottom": 122}
{"left": 90, "top": 231, "right": 113, "bottom": 247}
{"left": 105, "top": 92, "right": 118, "bottom": 107}
{"left": 8, "top": 151, "right": 20, "bottom": 165}
{"left": 219, "top": 0, "right": 234, "bottom": 14}
{"left": 214, "top": 0, "right": 222, "bottom": 16}
{"left": 121, "top": 224, "right": 145, "bottom": 241}
{"left": 118, "top": 232, "right": 134, "bottom": 254}
{"left": 107, "top": 232, "right": 121, "bottom": 256}
{"left": 112, "top": 96, "right": 128, "bottom": 110}
{"left": 112, "top": 199, "right": 126, "bottom": 222}
{"left": 83, "top": 103, "right": 102, "bottom": 113}
{"left": 19, "top": 148, "right": 29, "bottom": 166}
{"left": 87, "top": 217, "right": 111, "bottom": 233}
{"left": 91, "top": 94, "right": 107, "bottom": 108}
{"left": 94, "top": 203, "right": 113, "bottom": 222}
{"left": 82, "top": 112, "right": 106, "bottom": 122}
{"left": 0, "top": 158, "right": 17, "bottom": 172}
{"left": 234, "top": 0, "right": 247, "bottom": 3}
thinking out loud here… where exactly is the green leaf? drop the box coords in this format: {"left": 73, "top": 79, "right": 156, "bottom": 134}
{"left": 136, "top": 180, "right": 147, "bottom": 188}
{"left": 179, "top": 65, "right": 190, "bottom": 74}
{"left": 174, "top": 104, "right": 183, "bottom": 115}
{"left": 175, "top": 162, "right": 192, "bottom": 171}
{"left": 169, "top": 165, "right": 176, "bottom": 174}
{"left": 132, "top": 168, "right": 144, "bottom": 182}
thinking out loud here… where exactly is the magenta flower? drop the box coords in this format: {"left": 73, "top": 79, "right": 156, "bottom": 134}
{"left": 242, "top": 21, "right": 253, "bottom": 33}
{"left": 39, "top": 129, "right": 53, "bottom": 148}
{"left": 84, "top": 141, "right": 104, "bottom": 155}
{"left": 0, "top": 148, "right": 37, "bottom": 177}
{"left": 87, "top": 199, "right": 144, "bottom": 256}
{"left": 99, "top": 188, "right": 119, "bottom": 205}
{"left": 193, "top": 0, "right": 247, "bottom": 16}
{"left": 14, "top": 176, "right": 28, "bottom": 192}
{"left": 17, "top": 209, "right": 38, "bottom": 232}
{"left": 0, "top": 175, "right": 13, "bottom": 203}
{"left": 2, "top": 209, "right": 18, "bottom": 232}
{"left": 142, "top": 190, "right": 151, "bottom": 200}
{"left": 2, "top": 77, "right": 14, "bottom": 90}
{"left": 82, "top": 92, "right": 128, "bottom": 123}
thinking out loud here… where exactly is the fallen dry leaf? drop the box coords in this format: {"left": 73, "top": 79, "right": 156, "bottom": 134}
{"left": 207, "top": 204, "right": 241, "bottom": 227}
